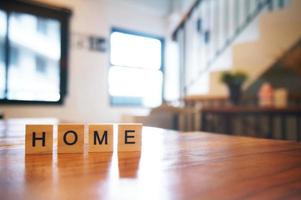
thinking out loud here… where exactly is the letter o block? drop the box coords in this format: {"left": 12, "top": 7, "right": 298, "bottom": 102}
{"left": 25, "top": 124, "right": 53, "bottom": 154}
{"left": 118, "top": 123, "right": 142, "bottom": 152}
{"left": 88, "top": 124, "right": 113, "bottom": 152}
{"left": 58, "top": 124, "right": 84, "bottom": 153}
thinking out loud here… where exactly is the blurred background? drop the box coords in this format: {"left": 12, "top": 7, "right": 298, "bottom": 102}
{"left": 0, "top": 0, "right": 300, "bottom": 140}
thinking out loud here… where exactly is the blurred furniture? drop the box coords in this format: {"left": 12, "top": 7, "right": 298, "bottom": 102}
{"left": 2, "top": 118, "right": 301, "bottom": 199}
{"left": 183, "top": 94, "right": 301, "bottom": 134}
{"left": 183, "top": 95, "right": 228, "bottom": 131}
{"left": 201, "top": 106, "right": 301, "bottom": 141}
{"left": 122, "top": 104, "right": 196, "bottom": 131}
{"left": 184, "top": 95, "right": 228, "bottom": 108}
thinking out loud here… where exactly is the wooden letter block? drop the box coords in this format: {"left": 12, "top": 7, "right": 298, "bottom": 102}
{"left": 118, "top": 123, "right": 142, "bottom": 152}
{"left": 88, "top": 124, "right": 113, "bottom": 152}
{"left": 58, "top": 124, "right": 84, "bottom": 153}
{"left": 25, "top": 124, "right": 53, "bottom": 154}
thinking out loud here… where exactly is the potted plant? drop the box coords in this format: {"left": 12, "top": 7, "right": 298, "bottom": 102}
{"left": 220, "top": 71, "right": 248, "bottom": 105}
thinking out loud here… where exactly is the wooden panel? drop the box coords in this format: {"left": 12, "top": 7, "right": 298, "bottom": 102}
{"left": 25, "top": 124, "right": 53, "bottom": 154}
{"left": 58, "top": 124, "right": 84, "bottom": 153}
{"left": 118, "top": 123, "right": 142, "bottom": 152}
{"left": 88, "top": 124, "right": 113, "bottom": 152}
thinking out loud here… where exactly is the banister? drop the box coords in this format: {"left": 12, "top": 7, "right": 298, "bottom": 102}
{"left": 172, "top": 0, "right": 290, "bottom": 92}
{"left": 172, "top": 0, "right": 201, "bottom": 40}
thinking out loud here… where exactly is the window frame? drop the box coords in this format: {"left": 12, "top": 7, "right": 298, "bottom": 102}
{"left": 109, "top": 27, "right": 165, "bottom": 107}
{"left": 0, "top": 0, "right": 72, "bottom": 105}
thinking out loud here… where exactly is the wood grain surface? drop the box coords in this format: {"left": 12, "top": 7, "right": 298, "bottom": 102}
{"left": 1, "top": 118, "right": 301, "bottom": 200}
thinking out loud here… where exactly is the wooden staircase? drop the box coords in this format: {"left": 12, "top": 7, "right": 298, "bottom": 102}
{"left": 209, "top": 0, "right": 301, "bottom": 95}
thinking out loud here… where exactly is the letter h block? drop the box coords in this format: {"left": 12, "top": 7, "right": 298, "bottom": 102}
{"left": 58, "top": 124, "right": 84, "bottom": 153}
{"left": 118, "top": 123, "right": 142, "bottom": 152}
{"left": 88, "top": 124, "right": 113, "bottom": 152}
{"left": 25, "top": 125, "right": 53, "bottom": 154}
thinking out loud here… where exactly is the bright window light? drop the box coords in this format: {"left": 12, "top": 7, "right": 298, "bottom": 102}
{"left": 0, "top": 0, "right": 70, "bottom": 104}
{"left": 111, "top": 32, "right": 161, "bottom": 69}
{"left": 7, "top": 12, "right": 61, "bottom": 102}
{"left": 109, "top": 29, "right": 163, "bottom": 107}
{"left": 0, "top": 11, "right": 62, "bottom": 102}
{"left": 0, "top": 10, "right": 6, "bottom": 99}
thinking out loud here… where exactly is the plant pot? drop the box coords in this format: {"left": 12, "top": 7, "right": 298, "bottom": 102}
{"left": 227, "top": 84, "right": 242, "bottom": 105}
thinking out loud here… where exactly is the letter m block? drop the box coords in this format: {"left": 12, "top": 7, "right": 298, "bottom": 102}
{"left": 88, "top": 124, "right": 113, "bottom": 152}
{"left": 25, "top": 125, "right": 53, "bottom": 154}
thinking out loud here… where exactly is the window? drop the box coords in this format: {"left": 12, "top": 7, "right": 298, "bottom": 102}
{"left": 0, "top": 9, "right": 6, "bottom": 99}
{"left": 109, "top": 28, "right": 164, "bottom": 107}
{"left": 0, "top": 1, "right": 71, "bottom": 104}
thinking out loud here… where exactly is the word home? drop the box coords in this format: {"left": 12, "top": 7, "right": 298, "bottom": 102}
{"left": 25, "top": 123, "right": 142, "bottom": 154}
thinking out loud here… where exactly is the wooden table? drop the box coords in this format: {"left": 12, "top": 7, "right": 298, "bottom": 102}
{"left": 1, "top": 118, "right": 301, "bottom": 200}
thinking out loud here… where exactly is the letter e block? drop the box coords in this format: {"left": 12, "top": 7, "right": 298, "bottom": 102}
{"left": 118, "top": 123, "right": 142, "bottom": 152}
{"left": 88, "top": 124, "right": 113, "bottom": 152}
{"left": 58, "top": 124, "right": 84, "bottom": 153}
{"left": 25, "top": 124, "right": 53, "bottom": 154}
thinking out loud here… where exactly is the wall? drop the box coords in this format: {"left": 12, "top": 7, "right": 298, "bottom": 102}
{"left": 0, "top": 0, "right": 168, "bottom": 122}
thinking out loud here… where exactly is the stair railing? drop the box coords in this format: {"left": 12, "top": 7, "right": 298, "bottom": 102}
{"left": 172, "top": 0, "right": 291, "bottom": 94}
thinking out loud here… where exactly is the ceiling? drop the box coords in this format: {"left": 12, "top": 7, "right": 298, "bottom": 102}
{"left": 110, "top": 0, "right": 180, "bottom": 16}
